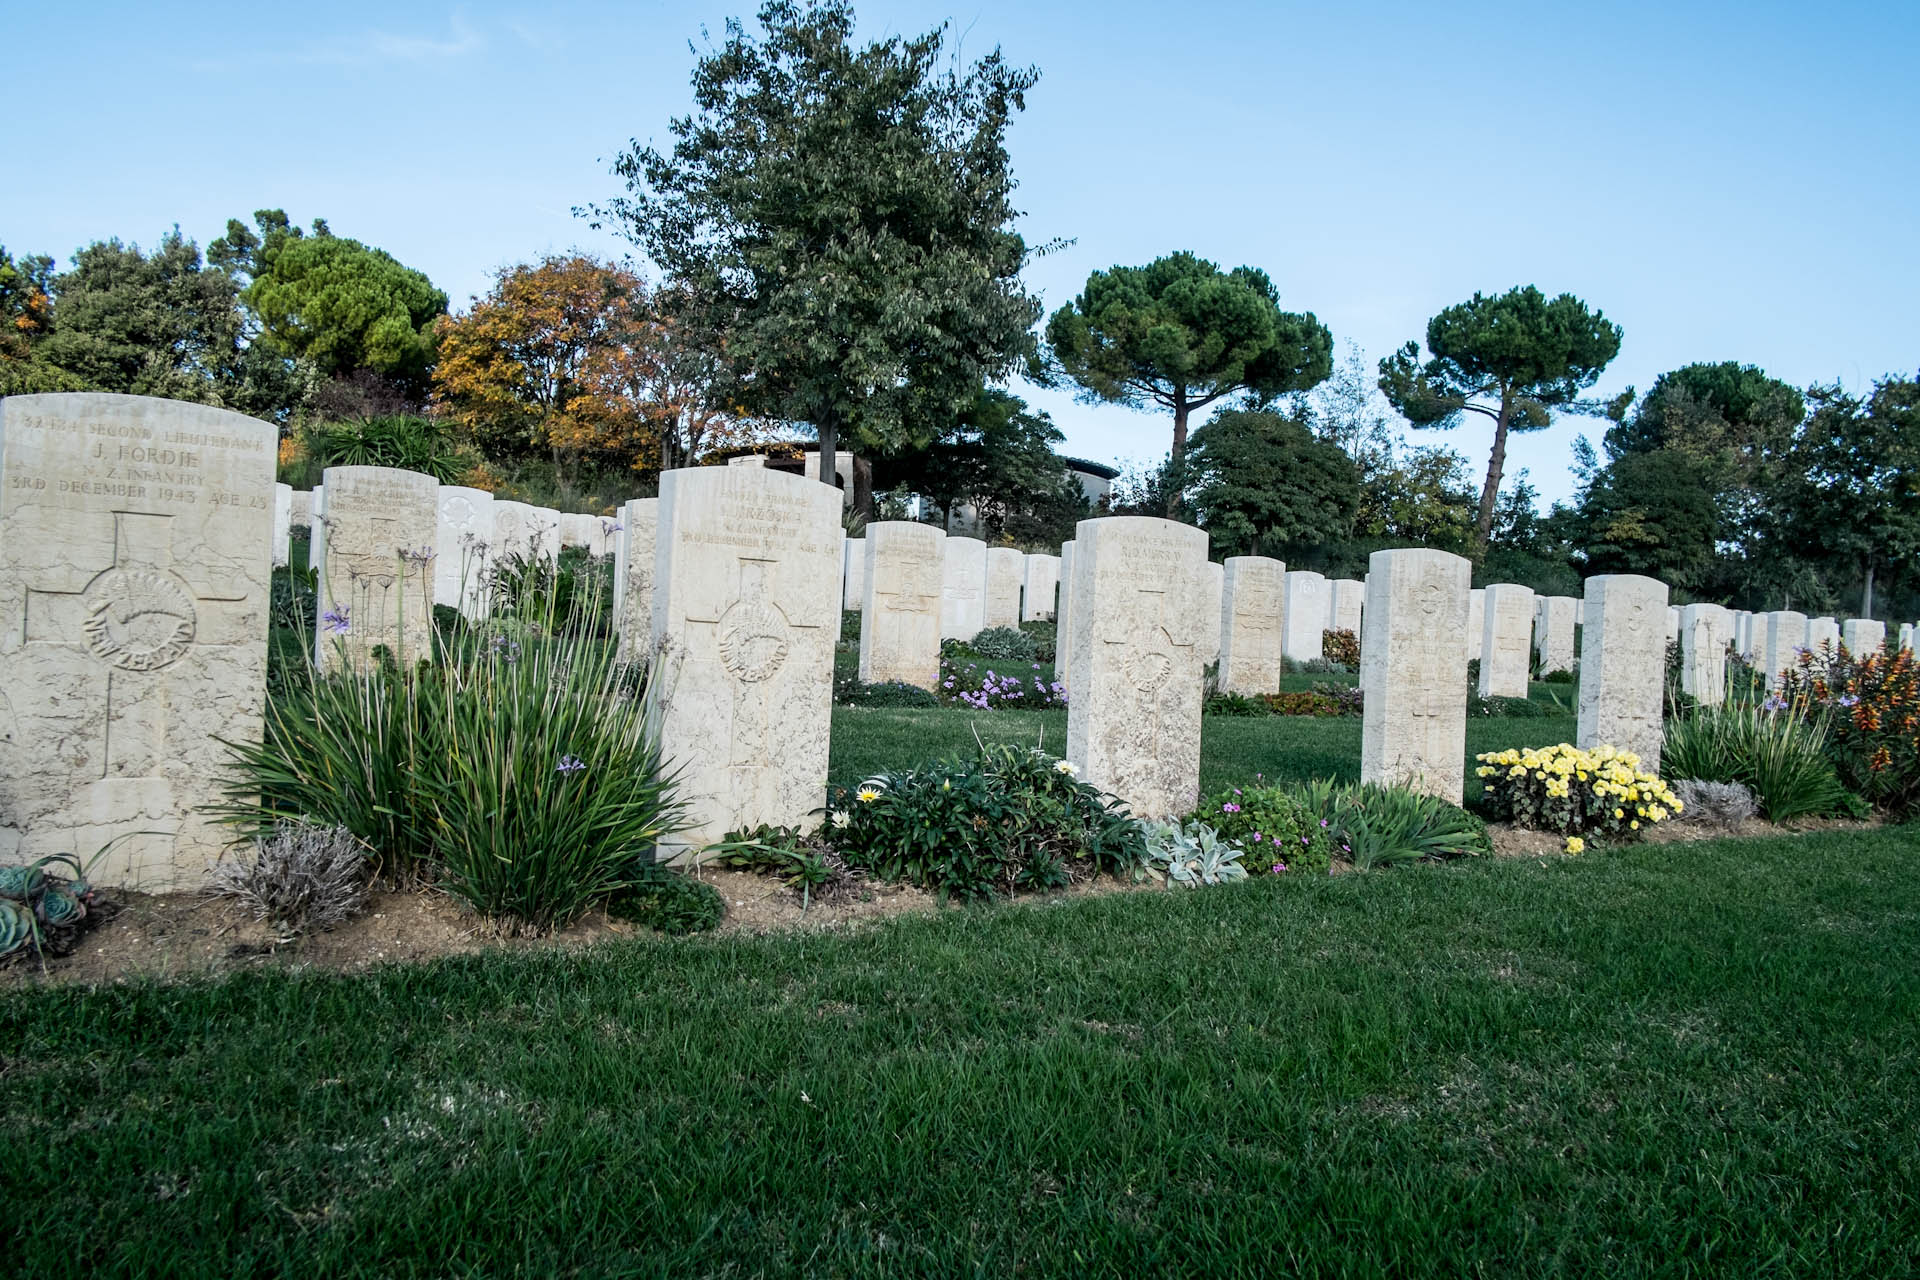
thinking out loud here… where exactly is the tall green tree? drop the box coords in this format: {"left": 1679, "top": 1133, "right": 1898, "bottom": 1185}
{"left": 591, "top": 0, "right": 1042, "bottom": 512}
{"left": 875, "top": 388, "right": 1086, "bottom": 544}
{"left": 1185, "top": 407, "right": 1358, "bottom": 562}
{"left": 1378, "top": 285, "right": 1621, "bottom": 557}
{"left": 1574, "top": 449, "right": 1721, "bottom": 589}
{"left": 1046, "top": 251, "right": 1332, "bottom": 515}
{"left": 212, "top": 210, "right": 446, "bottom": 399}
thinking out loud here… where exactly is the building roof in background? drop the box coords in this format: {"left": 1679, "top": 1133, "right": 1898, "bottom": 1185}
{"left": 1061, "top": 456, "right": 1120, "bottom": 480}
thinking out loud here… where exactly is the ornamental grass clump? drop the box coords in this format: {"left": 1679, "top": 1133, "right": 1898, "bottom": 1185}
{"left": 218, "top": 550, "right": 685, "bottom": 932}
{"left": 1660, "top": 689, "right": 1851, "bottom": 821}
{"left": 832, "top": 743, "right": 1140, "bottom": 899}
{"left": 1475, "top": 743, "right": 1682, "bottom": 843}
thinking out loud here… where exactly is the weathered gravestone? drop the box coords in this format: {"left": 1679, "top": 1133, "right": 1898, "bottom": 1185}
{"left": 1022, "top": 553, "right": 1059, "bottom": 622}
{"left": 489, "top": 501, "right": 538, "bottom": 566}
{"left": 272, "top": 482, "right": 292, "bottom": 568}
{"left": 1282, "top": 570, "right": 1329, "bottom": 662}
{"left": 842, "top": 537, "right": 865, "bottom": 611}
{"left": 0, "top": 393, "right": 276, "bottom": 888}
{"left": 1065, "top": 517, "right": 1210, "bottom": 819}
{"left": 941, "top": 536, "right": 987, "bottom": 641}
{"left": 558, "top": 512, "right": 596, "bottom": 551}
{"left": 1360, "top": 548, "right": 1470, "bottom": 802}
{"left": 1578, "top": 575, "right": 1669, "bottom": 768}
{"left": 289, "top": 487, "right": 314, "bottom": 529}
{"left": 1764, "top": 610, "right": 1809, "bottom": 688}
{"left": 1679, "top": 603, "right": 1733, "bottom": 705}
{"left": 1326, "top": 578, "right": 1363, "bottom": 636}
{"left": 611, "top": 497, "right": 659, "bottom": 664}
{"left": 984, "top": 547, "right": 1023, "bottom": 629}
{"left": 1467, "top": 588, "right": 1486, "bottom": 663}
{"left": 1900, "top": 622, "right": 1914, "bottom": 652}
{"left": 312, "top": 466, "right": 438, "bottom": 672}
{"left": 858, "top": 521, "right": 944, "bottom": 689}
{"left": 1478, "top": 584, "right": 1535, "bottom": 698}
{"left": 1199, "top": 561, "right": 1224, "bottom": 667}
{"left": 528, "top": 508, "right": 562, "bottom": 565}
{"left": 434, "top": 485, "right": 495, "bottom": 616}
{"left": 1056, "top": 540, "right": 1077, "bottom": 691}
{"left": 652, "top": 467, "right": 839, "bottom": 851}
{"left": 1666, "top": 606, "right": 1681, "bottom": 644}
{"left": 1842, "top": 618, "right": 1885, "bottom": 655}
{"left": 1217, "top": 555, "right": 1286, "bottom": 696}
{"left": 1534, "top": 595, "right": 1577, "bottom": 675}
{"left": 1808, "top": 616, "right": 1841, "bottom": 653}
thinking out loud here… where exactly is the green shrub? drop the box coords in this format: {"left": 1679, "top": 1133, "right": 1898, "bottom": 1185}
{"left": 833, "top": 744, "right": 1141, "bottom": 899}
{"left": 840, "top": 609, "right": 860, "bottom": 644}
{"left": 1661, "top": 694, "right": 1852, "bottom": 821}
{"left": 1139, "top": 819, "right": 1247, "bottom": 887}
{"left": 1019, "top": 620, "right": 1058, "bottom": 662}
{"left": 835, "top": 676, "right": 942, "bottom": 708}
{"left": 217, "top": 565, "right": 685, "bottom": 931}
{"left": 1537, "top": 667, "right": 1576, "bottom": 684}
{"left": 607, "top": 868, "right": 726, "bottom": 935}
{"left": 969, "top": 626, "right": 1038, "bottom": 661}
{"left": 1203, "top": 785, "right": 1336, "bottom": 874}
{"left": 304, "top": 415, "right": 471, "bottom": 482}
{"left": 1205, "top": 692, "right": 1268, "bottom": 717}
{"left": 1470, "top": 694, "right": 1550, "bottom": 718}
{"left": 1322, "top": 628, "right": 1360, "bottom": 668}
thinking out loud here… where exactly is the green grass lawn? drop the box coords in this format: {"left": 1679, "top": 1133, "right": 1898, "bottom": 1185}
{"left": 5, "top": 826, "right": 1917, "bottom": 1276}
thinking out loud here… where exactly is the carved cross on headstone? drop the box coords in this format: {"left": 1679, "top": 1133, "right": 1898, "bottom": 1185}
{"left": 21, "top": 510, "right": 247, "bottom": 777}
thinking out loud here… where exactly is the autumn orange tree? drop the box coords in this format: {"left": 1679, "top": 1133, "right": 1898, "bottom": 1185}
{"left": 433, "top": 255, "right": 658, "bottom": 477}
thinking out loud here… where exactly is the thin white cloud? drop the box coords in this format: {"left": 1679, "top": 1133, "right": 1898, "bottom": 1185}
{"left": 290, "top": 13, "right": 486, "bottom": 68}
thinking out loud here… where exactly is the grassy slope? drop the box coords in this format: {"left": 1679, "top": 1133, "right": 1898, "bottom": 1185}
{"left": 5, "top": 828, "right": 1918, "bottom": 1277}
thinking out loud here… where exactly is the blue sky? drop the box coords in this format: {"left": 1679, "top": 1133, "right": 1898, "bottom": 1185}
{"left": 10, "top": 1, "right": 1917, "bottom": 507}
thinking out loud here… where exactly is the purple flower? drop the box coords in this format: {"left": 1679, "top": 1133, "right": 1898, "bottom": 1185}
{"left": 1319, "top": 819, "right": 1328, "bottom": 828}
{"left": 1251, "top": 831, "right": 1262, "bottom": 842}
{"left": 1272, "top": 861, "right": 1289, "bottom": 874}
{"left": 322, "top": 605, "right": 351, "bottom": 635}
{"left": 1301, "top": 835, "right": 1310, "bottom": 845}
{"left": 1761, "top": 694, "right": 1788, "bottom": 713}
{"left": 1837, "top": 694, "right": 1860, "bottom": 707}
{"left": 1221, "top": 802, "right": 1241, "bottom": 814}
{"left": 556, "top": 754, "right": 586, "bottom": 775}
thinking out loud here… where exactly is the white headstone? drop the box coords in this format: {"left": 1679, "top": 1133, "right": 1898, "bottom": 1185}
{"left": 1217, "top": 555, "right": 1286, "bottom": 696}
{"left": 1282, "top": 570, "right": 1329, "bottom": 663}
{"left": 1056, "top": 540, "right": 1077, "bottom": 691}
{"left": 312, "top": 466, "right": 438, "bottom": 672}
{"left": 1478, "top": 583, "right": 1535, "bottom": 698}
{"left": 272, "top": 482, "right": 292, "bottom": 568}
{"left": 1665, "top": 606, "right": 1681, "bottom": 644}
{"left": 1807, "top": 615, "right": 1840, "bottom": 654}
{"left": 1326, "top": 578, "right": 1363, "bottom": 636}
{"left": 842, "top": 536, "right": 865, "bottom": 611}
{"left": 1065, "top": 517, "right": 1210, "bottom": 820}
{"left": 1533, "top": 595, "right": 1577, "bottom": 675}
{"left": 1578, "top": 575, "right": 1669, "bottom": 768}
{"left": 984, "top": 546, "right": 1023, "bottom": 629}
{"left": 1763, "top": 610, "right": 1809, "bottom": 688}
{"left": 652, "top": 467, "right": 840, "bottom": 850}
{"left": 1467, "top": 588, "right": 1485, "bottom": 663}
{"left": 0, "top": 393, "right": 278, "bottom": 888}
{"left": 1842, "top": 617, "right": 1885, "bottom": 655}
{"left": 433, "top": 486, "right": 495, "bottom": 615}
{"left": 289, "top": 488, "right": 314, "bottom": 529}
{"left": 612, "top": 497, "right": 659, "bottom": 664}
{"left": 940, "top": 536, "right": 987, "bottom": 641}
{"left": 528, "top": 507, "right": 562, "bottom": 565}
{"left": 1199, "top": 560, "right": 1224, "bottom": 666}
{"left": 1361, "top": 549, "right": 1471, "bottom": 802}
{"left": 558, "top": 512, "right": 595, "bottom": 550}
{"left": 858, "top": 521, "right": 944, "bottom": 688}
{"left": 1021, "top": 553, "right": 1060, "bottom": 622}
{"left": 1899, "top": 622, "right": 1914, "bottom": 652}
{"left": 1679, "top": 603, "right": 1733, "bottom": 706}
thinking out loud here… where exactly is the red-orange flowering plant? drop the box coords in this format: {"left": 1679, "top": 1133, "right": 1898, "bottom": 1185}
{"left": 1781, "top": 641, "right": 1920, "bottom": 815}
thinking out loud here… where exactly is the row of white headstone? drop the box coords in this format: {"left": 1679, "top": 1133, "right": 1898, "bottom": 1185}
{"left": 5, "top": 394, "right": 1915, "bottom": 892}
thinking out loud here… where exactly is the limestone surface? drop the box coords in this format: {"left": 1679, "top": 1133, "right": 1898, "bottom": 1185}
{"left": 1467, "top": 588, "right": 1486, "bottom": 663}
{"left": 1807, "top": 616, "right": 1840, "bottom": 654}
{"left": 1199, "top": 561, "right": 1224, "bottom": 666}
{"left": 1326, "top": 578, "right": 1363, "bottom": 636}
{"left": 1578, "top": 575, "right": 1670, "bottom": 768}
{"left": 290, "top": 488, "right": 314, "bottom": 529}
{"left": 984, "top": 547, "right": 1023, "bottom": 629}
{"left": 0, "top": 393, "right": 277, "bottom": 888}
{"left": 1022, "top": 553, "right": 1060, "bottom": 622}
{"left": 1065, "top": 517, "right": 1211, "bottom": 820}
{"left": 558, "top": 512, "right": 596, "bottom": 550}
{"left": 652, "top": 467, "right": 840, "bottom": 851}
{"left": 1360, "top": 549, "right": 1471, "bottom": 802}
{"left": 1282, "top": 570, "right": 1329, "bottom": 662}
{"left": 1679, "top": 603, "right": 1734, "bottom": 706}
{"left": 1763, "top": 611, "right": 1808, "bottom": 687}
{"left": 273, "top": 483, "right": 292, "bottom": 568}
{"left": 1843, "top": 618, "right": 1886, "bottom": 654}
{"left": 1900, "top": 622, "right": 1914, "bottom": 652}
{"left": 1478, "top": 584, "right": 1535, "bottom": 698}
{"left": 1056, "top": 540, "right": 1077, "bottom": 691}
{"left": 941, "top": 537, "right": 987, "bottom": 641}
{"left": 312, "top": 466, "right": 438, "bottom": 673}
{"left": 1217, "top": 555, "right": 1285, "bottom": 696}
{"left": 433, "top": 485, "right": 495, "bottom": 615}
{"left": 612, "top": 497, "right": 658, "bottom": 664}
{"left": 842, "top": 537, "right": 865, "bottom": 611}
{"left": 1534, "top": 595, "right": 1577, "bottom": 675}
{"left": 858, "top": 521, "right": 945, "bottom": 688}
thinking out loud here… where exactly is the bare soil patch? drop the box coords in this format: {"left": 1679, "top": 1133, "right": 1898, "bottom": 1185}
{"left": 1487, "top": 813, "right": 1881, "bottom": 859}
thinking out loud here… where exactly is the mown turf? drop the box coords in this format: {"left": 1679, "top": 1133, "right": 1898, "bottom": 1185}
{"left": 830, "top": 706, "right": 1580, "bottom": 796}
{"left": 6, "top": 827, "right": 1917, "bottom": 1276}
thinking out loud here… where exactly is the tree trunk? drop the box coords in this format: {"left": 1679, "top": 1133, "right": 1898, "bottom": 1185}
{"left": 815, "top": 408, "right": 838, "bottom": 499}
{"left": 1862, "top": 555, "right": 1876, "bottom": 619}
{"left": 1167, "top": 393, "right": 1189, "bottom": 519}
{"left": 1472, "top": 397, "right": 1512, "bottom": 562}
{"left": 852, "top": 454, "right": 873, "bottom": 521}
